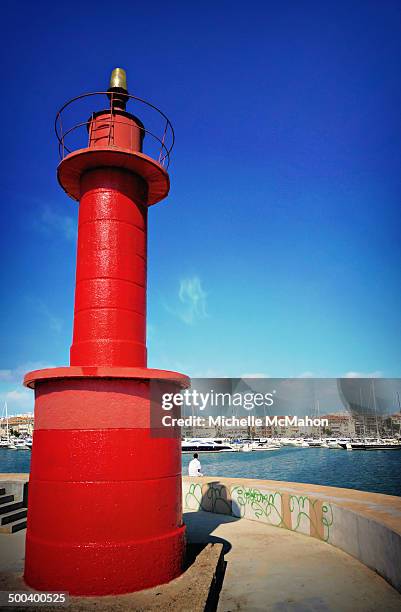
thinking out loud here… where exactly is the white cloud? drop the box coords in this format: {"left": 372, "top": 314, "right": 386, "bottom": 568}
{"left": 297, "top": 371, "right": 316, "bottom": 378}
{"left": 6, "top": 389, "right": 32, "bottom": 405}
{"left": 0, "top": 362, "right": 54, "bottom": 384}
{"left": 343, "top": 371, "right": 383, "bottom": 378}
{"left": 179, "top": 277, "right": 208, "bottom": 324}
{"left": 0, "top": 388, "right": 34, "bottom": 414}
{"left": 167, "top": 276, "right": 208, "bottom": 325}
{"left": 0, "top": 362, "right": 53, "bottom": 414}
{"left": 0, "top": 369, "right": 12, "bottom": 382}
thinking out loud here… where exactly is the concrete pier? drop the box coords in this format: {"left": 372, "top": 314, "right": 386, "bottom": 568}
{"left": 185, "top": 510, "right": 401, "bottom": 611}
{"left": 1, "top": 474, "right": 400, "bottom": 610}
{"left": 183, "top": 476, "right": 401, "bottom": 594}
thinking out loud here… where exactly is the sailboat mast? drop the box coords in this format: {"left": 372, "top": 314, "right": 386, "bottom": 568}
{"left": 372, "top": 379, "right": 380, "bottom": 439}
{"left": 397, "top": 391, "right": 401, "bottom": 437}
{"left": 360, "top": 387, "right": 366, "bottom": 439}
{"left": 5, "top": 401, "right": 9, "bottom": 443}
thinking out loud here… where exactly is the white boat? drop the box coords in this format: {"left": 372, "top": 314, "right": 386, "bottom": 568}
{"left": 253, "top": 440, "right": 281, "bottom": 451}
{"left": 327, "top": 438, "right": 350, "bottom": 449}
{"left": 281, "top": 438, "right": 309, "bottom": 447}
{"left": 240, "top": 442, "right": 253, "bottom": 452}
{"left": 306, "top": 439, "right": 327, "bottom": 448}
{"left": 294, "top": 439, "right": 309, "bottom": 447}
{"left": 326, "top": 438, "right": 339, "bottom": 449}
{"left": 234, "top": 438, "right": 281, "bottom": 452}
{"left": 248, "top": 438, "right": 281, "bottom": 451}
{"left": 343, "top": 438, "right": 401, "bottom": 451}
{"left": 181, "top": 438, "right": 236, "bottom": 453}
{"left": 13, "top": 439, "right": 30, "bottom": 450}
{"left": 253, "top": 443, "right": 280, "bottom": 451}
{"left": 280, "top": 438, "right": 300, "bottom": 447}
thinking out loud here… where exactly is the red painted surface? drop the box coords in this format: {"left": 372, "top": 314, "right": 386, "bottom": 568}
{"left": 57, "top": 147, "right": 170, "bottom": 205}
{"left": 57, "top": 106, "right": 169, "bottom": 206}
{"left": 70, "top": 167, "right": 148, "bottom": 367}
{"left": 24, "top": 82, "right": 188, "bottom": 595}
{"left": 25, "top": 526, "right": 185, "bottom": 595}
{"left": 23, "top": 365, "right": 189, "bottom": 388}
{"left": 30, "top": 429, "right": 181, "bottom": 480}
{"left": 88, "top": 110, "right": 144, "bottom": 151}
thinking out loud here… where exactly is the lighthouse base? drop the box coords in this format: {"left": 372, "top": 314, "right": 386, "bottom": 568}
{"left": 23, "top": 367, "right": 189, "bottom": 596}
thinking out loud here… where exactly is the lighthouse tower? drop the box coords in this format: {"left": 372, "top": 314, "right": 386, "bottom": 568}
{"left": 23, "top": 69, "right": 188, "bottom": 595}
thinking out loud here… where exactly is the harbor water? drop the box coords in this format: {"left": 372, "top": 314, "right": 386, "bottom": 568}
{"left": 1, "top": 446, "right": 400, "bottom": 497}
{"left": 182, "top": 447, "right": 401, "bottom": 496}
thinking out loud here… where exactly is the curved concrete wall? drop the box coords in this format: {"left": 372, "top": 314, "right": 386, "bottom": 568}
{"left": 182, "top": 476, "right": 401, "bottom": 594}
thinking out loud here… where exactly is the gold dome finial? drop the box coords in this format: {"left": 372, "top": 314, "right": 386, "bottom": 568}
{"left": 109, "top": 68, "right": 128, "bottom": 93}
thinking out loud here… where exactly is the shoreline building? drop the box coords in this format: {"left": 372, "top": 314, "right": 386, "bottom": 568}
{"left": 0, "top": 413, "right": 34, "bottom": 436}
{"left": 321, "top": 413, "right": 356, "bottom": 438}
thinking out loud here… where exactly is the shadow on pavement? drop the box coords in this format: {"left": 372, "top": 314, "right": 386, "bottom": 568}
{"left": 183, "top": 480, "right": 241, "bottom": 610}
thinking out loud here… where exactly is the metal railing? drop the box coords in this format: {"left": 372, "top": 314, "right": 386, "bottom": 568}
{"left": 55, "top": 91, "right": 175, "bottom": 169}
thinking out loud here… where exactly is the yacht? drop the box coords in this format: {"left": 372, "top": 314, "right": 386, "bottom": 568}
{"left": 253, "top": 442, "right": 280, "bottom": 451}
{"left": 10, "top": 439, "right": 30, "bottom": 450}
{"left": 252, "top": 439, "right": 281, "bottom": 451}
{"left": 24, "top": 437, "right": 33, "bottom": 449}
{"left": 181, "top": 438, "right": 235, "bottom": 453}
{"left": 280, "top": 438, "right": 300, "bottom": 447}
{"left": 343, "top": 438, "right": 401, "bottom": 451}
{"left": 235, "top": 438, "right": 280, "bottom": 451}
{"left": 325, "top": 438, "right": 340, "bottom": 449}
{"left": 306, "top": 439, "right": 328, "bottom": 448}
{"left": 240, "top": 442, "right": 253, "bottom": 452}
{"left": 299, "top": 439, "right": 310, "bottom": 448}
{"left": 280, "top": 438, "right": 309, "bottom": 447}
{"left": 326, "top": 438, "right": 350, "bottom": 449}
{"left": 336, "top": 438, "right": 400, "bottom": 450}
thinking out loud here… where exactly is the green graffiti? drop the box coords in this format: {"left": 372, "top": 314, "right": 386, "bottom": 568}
{"left": 204, "top": 483, "right": 232, "bottom": 513}
{"left": 184, "top": 482, "right": 231, "bottom": 513}
{"left": 321, "top": 502, "right": 334, "bottom": 541}
{"left": 231, "top": 486, "right": 334, "bottom": 541}
{"left": 231, "top": 486, "right": 284, "bottom": 526}
{"left": 185, "top": 483, "right": 203, "bottom": 510}
{"left": 184, "top": 482, "right": 334, "bottom": 542}
{"left": 289, "top": 495, "right": 334, "bottom": 542}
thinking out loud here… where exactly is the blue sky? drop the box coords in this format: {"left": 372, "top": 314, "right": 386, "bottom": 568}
{"left": 1, "top": 1, "right": 401, "bottom": 413}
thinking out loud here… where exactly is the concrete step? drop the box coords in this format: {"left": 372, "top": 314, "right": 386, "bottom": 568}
{"left": 0, "top": 508, "right": 27, "bottom": 525}
{"left": 0, "top": 501, "right": 24, "bottom": 515}
{"left": 0, "top": 494, "right": 14, "bottom": 505}
{"left": 11, "top": 520, "right": 27, "bottom": 533}
{"left": 0, "top": 519, "right": 27, "bottom": 534}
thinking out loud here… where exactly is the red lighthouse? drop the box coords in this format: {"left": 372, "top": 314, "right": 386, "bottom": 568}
{"left": 23, "top": 69, "right": 188, "bottom": 595}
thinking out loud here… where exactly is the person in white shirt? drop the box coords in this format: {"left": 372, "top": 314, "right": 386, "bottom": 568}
{"left": 188, "top": 453, "right": 203, "bottom": 477}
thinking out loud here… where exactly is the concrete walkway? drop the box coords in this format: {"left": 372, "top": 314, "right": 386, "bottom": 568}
{"left": 0, "top": 530, "right": 25, "bottom": 574}
{"left": 1, "top": 511, "right": 401, "bottom": 611}
{"left": 184, "top": 509, "right": 401, "bottom": 612}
